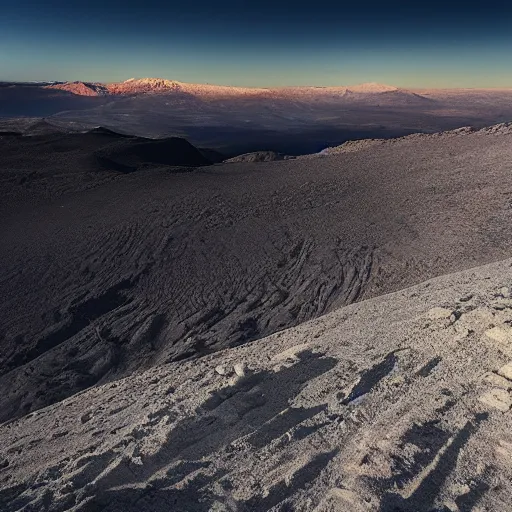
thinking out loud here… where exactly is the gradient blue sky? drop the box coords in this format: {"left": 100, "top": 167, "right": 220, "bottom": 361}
{"left": 1, "top": 0, "right": 511, "bottom": 87}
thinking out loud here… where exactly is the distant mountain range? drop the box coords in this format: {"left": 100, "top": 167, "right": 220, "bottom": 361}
{"left": 3, "top": 77, "right": 511, "bottom": 101}
{"left": 42, "top": 77, "right": 426, "bottom": 101}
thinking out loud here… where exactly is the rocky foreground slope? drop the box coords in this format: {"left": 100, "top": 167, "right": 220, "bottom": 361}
{"left": 2, "top": 257, "right": 512, "bottom": 511}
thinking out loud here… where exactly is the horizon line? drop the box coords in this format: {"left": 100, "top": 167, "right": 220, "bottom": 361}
{"left": 3, "top": 77, "right": 512, "bottom": 91}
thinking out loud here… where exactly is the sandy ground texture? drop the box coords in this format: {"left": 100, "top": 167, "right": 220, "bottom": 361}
{"left": 2, "top": 123, "right": 512, "bottom": 424}
{"left": 2, "top": 257, "right": 512, "bottom": 510}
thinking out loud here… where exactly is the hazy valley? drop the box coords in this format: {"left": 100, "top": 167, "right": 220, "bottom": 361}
{"left": 3, "top": 78, "right": 512, "bottom": 155}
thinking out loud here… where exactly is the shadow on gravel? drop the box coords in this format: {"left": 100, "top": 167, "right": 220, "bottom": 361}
{"left": 78, "top": 351, "right": 338, "bottom": 512}
{"left": 342, "top": 351, "right": 397, "bottom": 405}
{"left": 377, "top": 412, "right": 489, "bottom": 512}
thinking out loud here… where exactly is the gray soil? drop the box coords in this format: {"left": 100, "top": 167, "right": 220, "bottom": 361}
{"left": 2, "top": 121, "right": 512, "bottom": 510}
{"left": 2, "top": 124, "right": 512, "bottom": 424}
{"left": 2, "top": 255, "right": 512, "bottom": 511}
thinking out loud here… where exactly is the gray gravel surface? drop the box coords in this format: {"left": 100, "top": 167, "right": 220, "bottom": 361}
{"left": 2, "top": 256, "right": 512, "bottom": 511}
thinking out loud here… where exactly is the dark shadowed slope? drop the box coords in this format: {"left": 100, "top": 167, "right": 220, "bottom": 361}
{"left": 0, "top": 127, "right": 214, "bottom": 212}
{"left": 2, "top": 125, "right": 512, "bottom": 423}
{"left": 94, "top": 137, "right": 212, "bottom": 172}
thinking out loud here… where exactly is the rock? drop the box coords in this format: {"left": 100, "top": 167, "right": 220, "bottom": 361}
{"left": 478, "top": 388, "right": 512, "bottom": 412}
{"left": 492, "top": 299, "right": 512, "bottom": 310}
{"left": 448, "top": 482, "right": 471, "bottom": 498}
{"left": 80, "top": 411, "right": 93, "bottom": 424}
{"left": 426, "top": 307, "right": 453, "bottom": 320}
{"left": 484, "top": 326, "right": 512, "bottom": 347}
{"left": 483, "top": 372, "right": 512, "bottom": 389}
{"left": 454, "top": 323, "right": 471, "bottom": 337}
{"left": 498, "top": 363, "right": 512, "bottom": 381}
{"left": 233, "top": 363, "right": 247, "bottom": 377}
{"left": 500, "top": 287, "right": 511, "bottom": 298}
{"left": 271, "top": 343, "right": 310, "bottom": 362}
{"left": 215, "top": 365, "right": 227, "bottom": 376}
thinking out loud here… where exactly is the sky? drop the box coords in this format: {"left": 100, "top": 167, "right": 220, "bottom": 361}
{"left": 1, "top": 0, "right": 512, "bottom": 88}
